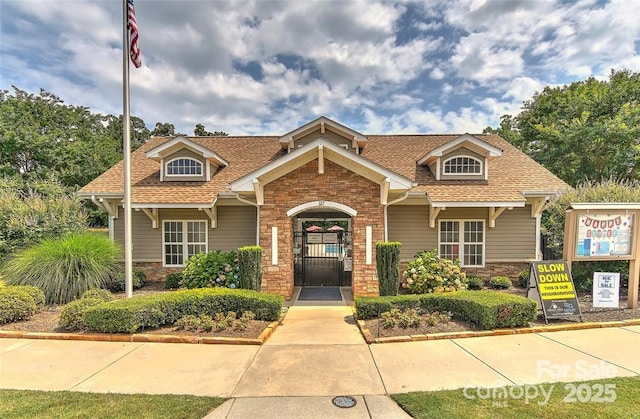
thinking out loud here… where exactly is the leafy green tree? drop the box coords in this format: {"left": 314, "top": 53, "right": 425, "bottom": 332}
{"left": 0, "top": 175, "right": 87, "bottom": 259}
{"left": 485, "top": 70, "right": 640, "bottom": 186}
{"left": 0, "top": 87, "right": 125, "bottom": 188}
{"left": 151, "top": 122, "right": 186, "bottom": 137}
{"left": 194, "top": 123, "right": 228, "bottom": 136}
{"left": 104, "top": 115, "right": 151, "bottom": 152}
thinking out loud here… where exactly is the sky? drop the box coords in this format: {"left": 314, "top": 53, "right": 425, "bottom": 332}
{"left": 2, "top": 0, "right": 640, "bottom": 136}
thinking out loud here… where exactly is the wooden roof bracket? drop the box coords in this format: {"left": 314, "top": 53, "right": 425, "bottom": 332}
{"left": 91, "top": 196, "right": 119, "bottom": 219}
{"left": 198, "top": 196, "right": 219, "bottom": 229}
{"left": 531, "top": 198, "right": 547, "bottom": 218}
{"left": 200, "top": 207, "right": 218, "bottom": 229}
{"left": 138, "top": 208, "right": 158, "bottom": 229}
{"left": 380, "top": 178, "right": 390, "bottom": 205}
{"left": 429, "top": 206, "right": 444, "bottom": 228}
{"left": 488, "top": 206, "right": 512, "bottom": 228}
{"left": 253, "top": 178, "right": 264, "bottom": 206}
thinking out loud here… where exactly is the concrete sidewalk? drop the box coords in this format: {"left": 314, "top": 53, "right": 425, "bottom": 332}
{"left": 1, "top": 309, "right": 640, "bottom": 418}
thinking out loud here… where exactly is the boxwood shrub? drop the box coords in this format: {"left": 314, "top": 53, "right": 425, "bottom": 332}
{"left": 83, "top": 288, "right": 283, "bottom": 333}
{"left": 59, "top": 298, "right": 105, "bottom": 331}
{"left": 0, "top": 286, "right": 41, "bottom": 323}
{"left": 13, "top": 285, "right": 45, "bottom": 309}
{"left": 355, "top": 290, "right": 537, "bottom": 330}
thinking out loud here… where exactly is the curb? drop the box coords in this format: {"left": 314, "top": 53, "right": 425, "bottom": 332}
{"left": 353, "top": 313, "right": 640, "bottom": 344}
{"left": 0, "top": 313, "right": 286, "bottom": 346}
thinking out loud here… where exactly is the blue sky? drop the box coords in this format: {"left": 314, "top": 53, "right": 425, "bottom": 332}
{"left": 1, "top": 0, "right": 639, "bottom": 136}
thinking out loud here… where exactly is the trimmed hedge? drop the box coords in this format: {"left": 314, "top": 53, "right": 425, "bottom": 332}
{"left": 0, "top": 286, "right": 42, "bottom": 323}
{"left": 13, "top": 285, "right": 46, "bottom": 309}
{"left": 376, "top": 242, "right": 401, "bottom": 296}
{"left": 355, "top": 290, "right": 537, "bottom": 330}
{"left": 83, "top": 288, "right": 283, "bottom": 334}
{"left": 59, "top": 298, "right": 105, "bottom": 331}
{"left": 82, "top": 288, "right": 115, "bottom": 302}
{"left": 238, "top": 246, "right": 262, "bottom": 291}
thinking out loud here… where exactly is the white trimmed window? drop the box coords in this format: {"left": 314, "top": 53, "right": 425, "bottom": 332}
{"left": 166, "top": 158, "right": 203, "bottom": 176}
{"left": 443, "top": 156, "right": 482, "bottom": 175}
{"left": 163, "top": 220, "right": 207, "bottom": 266}
{"left": 438, "top": 220, "right": 484, "bottom": 267}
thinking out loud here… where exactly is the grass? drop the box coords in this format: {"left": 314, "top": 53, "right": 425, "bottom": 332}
{"left": 2, "top": 232, "right": 121, "bottom": 304}
{"left": 392, "top": 376, "right": 640, "bottom": 419}
{"left": 0, "top": 389, "right": 226, "bottom": 419}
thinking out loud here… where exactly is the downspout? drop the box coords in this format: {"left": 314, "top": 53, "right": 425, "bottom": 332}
{"left": 234, "top": 193, "right": 260, "bottom": 245}
{"left": 383, "top": 191, "right": 410, "bottom": 241}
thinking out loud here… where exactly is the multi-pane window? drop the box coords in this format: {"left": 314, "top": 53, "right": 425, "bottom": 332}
{"left": 163, "top": 221, "right": 207, "bottom": 266}
{"left": 438, "top": 220, "right": 484, "bottom": 266}
{"left": 443, "top": 156, "right": 482, "bottom": 175}
{"left": 166, "top": 158, "right": 202, "bottom": 176}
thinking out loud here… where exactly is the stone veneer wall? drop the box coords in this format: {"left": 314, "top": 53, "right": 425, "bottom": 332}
{"left": 132, "top": 262, "right": 182, "bottom": 283}
{"left": 259, "top": 159, "right": 384, "bottom": 299}
{"left": 464, "top": 262, "right": 531, "bottom": 281}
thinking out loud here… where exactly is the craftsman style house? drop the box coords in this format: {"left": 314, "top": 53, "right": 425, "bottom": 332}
{"left": 79, "top": 116, "right": 568, "bottom": 298}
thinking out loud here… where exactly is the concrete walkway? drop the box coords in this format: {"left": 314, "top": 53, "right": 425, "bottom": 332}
{"left": 1, "top": 290, "right": 640, "bottom": 418}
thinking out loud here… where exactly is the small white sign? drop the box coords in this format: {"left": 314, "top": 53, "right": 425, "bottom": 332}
{"left": 322, "top": 233, "right": 338, "bottom": 244}
{"left": 592, "top": 272, "right": 620, "bottom": 308}
{"left": 343, "top": 257, "right": 352, "bottom": 272}
{"left": 307, "top": 233, "right": 322, "bottom": 244}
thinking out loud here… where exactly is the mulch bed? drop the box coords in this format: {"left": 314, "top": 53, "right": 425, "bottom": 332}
{"left": 364, "top": 287, "right": 640, "bottom": 339}
{"left": 0, "top": 283, "right": 270, "bottom": 339}
{"left": 2, "top": 285, "right": 639, "bottom": 341}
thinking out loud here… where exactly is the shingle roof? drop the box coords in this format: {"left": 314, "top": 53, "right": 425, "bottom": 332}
{"left": 78, "top": 133, "right": 568, "bottom": 205}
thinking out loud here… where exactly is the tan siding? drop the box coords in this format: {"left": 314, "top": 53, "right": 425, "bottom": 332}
{"left": 113, "top": 206, "right": 162, "bottom": 261}
{"left": 113, "top": 205, "right": 257, "bottom": 264}
{"left": 486, "top": 206, "right": 536, "bottom": 261}
{"left": 388, "top": 206, "right": 535, "bottom": 262}
{"left": 209, "top": 206, "right": 257, "bottom": 251}
{"left": 387, "top": 205, "right": 437, "bottom": 260}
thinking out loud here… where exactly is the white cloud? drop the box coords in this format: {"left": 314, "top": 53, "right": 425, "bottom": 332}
{"left": 501, "top": 76, "right": 545, "bottom": 103}
{"left": 430, "top": 67, "right": 445, "bottom": 80}
{"left": 1, "top": 0, "right": 639, "bottom": 138}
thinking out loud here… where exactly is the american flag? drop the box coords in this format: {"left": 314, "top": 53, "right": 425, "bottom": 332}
{"left": 128, "top": 0, "right": 141, "bottom": 68}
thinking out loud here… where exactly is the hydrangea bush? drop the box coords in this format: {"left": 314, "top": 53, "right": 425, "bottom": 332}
{"left": 180, "top": 250, "right": 241, "bottom": 289}
{"left": 402, "top": 249, "right": 467, "bottom": 294}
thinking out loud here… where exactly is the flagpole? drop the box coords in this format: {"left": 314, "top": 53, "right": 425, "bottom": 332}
{"left": 122, "top": 0, "right": 133, "bottom": 298}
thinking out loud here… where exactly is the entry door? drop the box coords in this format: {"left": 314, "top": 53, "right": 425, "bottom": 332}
{"left": 294, "top": 231, "right": 352, "bottom": 286}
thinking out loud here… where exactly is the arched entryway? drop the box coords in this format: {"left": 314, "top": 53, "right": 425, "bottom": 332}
{"left": 288, "top": 201, "right": 355, "bottom": 287}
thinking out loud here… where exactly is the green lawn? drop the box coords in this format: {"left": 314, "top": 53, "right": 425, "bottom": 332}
{"left": 0, "top": 390, "right": 226, "bottom": 419}
{"left": 392, "top": 376, "right": 640, "bottom": 419}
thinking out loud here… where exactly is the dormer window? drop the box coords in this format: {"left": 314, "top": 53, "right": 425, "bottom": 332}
{"left": 146, "top": 137, "right": 228, "bottom": 182}
{"left": 443, "top": 156, "right": 482, "bottom": 175}
{"left": 166, "top": 158, "right": 203, "bottom": 176}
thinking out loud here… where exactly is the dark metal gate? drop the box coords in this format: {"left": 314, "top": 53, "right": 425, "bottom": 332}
{"left": 294, "top": 231, "right": 352, "bottom": 286}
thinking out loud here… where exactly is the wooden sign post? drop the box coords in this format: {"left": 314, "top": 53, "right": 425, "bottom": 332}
{"left": 563, "top": 203, "right": 640, "bottom": 309}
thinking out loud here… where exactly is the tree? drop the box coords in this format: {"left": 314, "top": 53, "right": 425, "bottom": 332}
{"left": 150, "top": 122, "right": 186, "bottom": 137}
{"left": 0, "top": 86, "right": 124, "bottom": 188}
{"left": 0, "top": 174, "right": 87, "bottom": 260}
{"left": 485, "top": 70, "right": 640, "bottom": 186}
{"left": 104, "top": 115, "right": 151, "bottom": 152}
{"left": 194, "top": 123, "right": 228, "bottom": 136}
